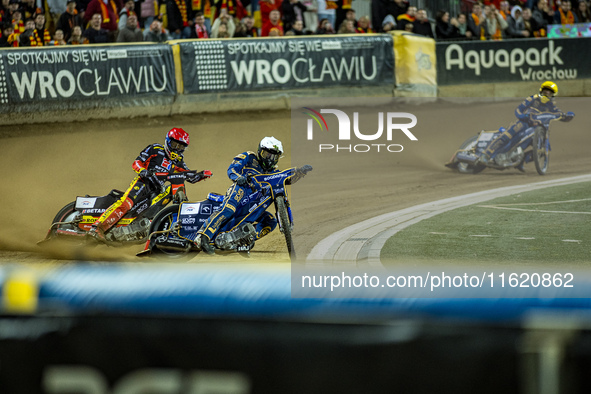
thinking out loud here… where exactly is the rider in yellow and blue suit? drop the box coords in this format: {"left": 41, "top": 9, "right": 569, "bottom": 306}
{"left": 479, "top": 81, "right": 572, "bottom": 170}
{"left": 197, "top": 136, "right": 311, "bottom": 254}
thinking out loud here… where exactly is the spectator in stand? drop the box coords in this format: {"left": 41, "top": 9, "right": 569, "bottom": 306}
{"left": 381, "top": 14, "right": 396, "bottom": 31}
{"left": 317, "top": 0, "right": 335, "bottom": 28}
{"left": 213, "top": 0, "right": 247, "bottom": 20}
{"left": 0, "top": 21, "right": 18, "bottom": 46}
{"left": 139, "top": 0, "right": 157, "bottom": 29}
{"left": 242, "top": 15, "right": 258, "bottom": 36}
{"left": 507, "top": 5, "right": 531, "bottom": 37}
{"left": 435, "top": 9, "right": 459, "bottom": 39}
{"left": 56, "top": 0, "right": 81, "bottom": 41}
{"left": 282, "top": 0, "right": 307, "bottom": 33}
{"left": 356, "top": 15, "right": 372, "bottom": 32}
{"left": 118, "top": 0, "right": 136, "bottom": 31}
{"left": 84, "top": 0, "right": 119, "bottom": 41}
{"left": 50, "top": 28, "right": 67, "bottom": 44}
{"left": 211, "top": 8, "right": 235, "bottom": 37}
{"left": 117, "top": 12, "right": 142, "bottom": 41}
{"left": 396, "top": 5, "right": 415, "bottom": 29}
{"left": 20, "top": 0, "right": 38, "bottom": 20}
{"left": 412, "top": 8, "right": 434, "bottom": 37}
{"left": 68, "top": 24, "right": 88, "bottom": 43}
{"left": 6, "top": 0, "right": 20, "bottom": 21}
{"left": 261, "top": 8, "right": 283, "bottom": 36}
{"left": 191, "top": 11, "right": 209, "bottom": 38}
{"left": 554, "top": 0, "right": 578, "bottom": 24}
{"left": 167, "top": 0, "right": 192, "bottom": 39}
{"left": 456, "top": 13, "right": 474, "bottom": 39}
{"left": 85, "top": 12, "right": 109, "bottom": 42}
{"left": 302, "top": 0, "right": 317, "bottom": 33}
{"left": 288, "top": 18, "right": 305, "bottom": 34}
{"left": 334, "top": 0, "right": 353, "bottom": 33}
{"left": 482, "top": 4, "right": 508, "bottom": 39}
{"left": 32, "top": 12, "right": 51, "bottom": 45}
{"left": 343, "top": 7, "right": 357, "bottom": 28}
{"left": 371, "top": 0, "right": 409, "bottom": 31}
{"left": 47, "top": 0, "right": 67, "bottom": 31}
{"left": 533, "top": 0, "right": 554, "bottom": 28}
{"left": 468, "top": 2, "right": 484, "bottom": 37}
{"left": 144, "top": 18, "right": 169, "bottom": 41}
{"left": 316, "top": 17, "right": 335, "bottom": 33}
{"left": 522, "top": 7, "right": 545, "bottom": 36}
{"left": 18, "top": 17, "right": 36, "bottom": 45}
{"left": 259, "top": 0, "right": 280, "bottom": 30}
{"left": 11, "top": 8, "right": 24, "bottom": 35}
{"left": 575, "top": 0, "right": 591, "bottom": 23}
{"left": 337, "top": 17, "right": 355, "bottom": 33}
{"left": 498, "top": 0, "right": 511, "bottom": 19}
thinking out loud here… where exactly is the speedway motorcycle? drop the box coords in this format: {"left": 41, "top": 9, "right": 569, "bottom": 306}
{"left": 137, "top": 167, "right": 309, "bottom": 261}
{"left": 39, "top": 170, "right": 211, "bottom": 246}
{"left": 445, "top": 110, "right": 575, "bottom": 175}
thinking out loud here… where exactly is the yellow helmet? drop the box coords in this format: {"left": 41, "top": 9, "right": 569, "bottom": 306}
{"left": 539, "top": 81, "right": 558, "bottom": 103}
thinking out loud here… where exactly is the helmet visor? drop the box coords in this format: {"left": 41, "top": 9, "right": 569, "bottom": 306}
{"left": 169, "top": 139, "right": 187, "bottom": 153}
{"left": 260, "top": 149, "right": 280, "bottom": 163}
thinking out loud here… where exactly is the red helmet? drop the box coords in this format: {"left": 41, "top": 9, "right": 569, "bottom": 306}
{"left": 165, "top": 128, "right": 189, "bottom": 162}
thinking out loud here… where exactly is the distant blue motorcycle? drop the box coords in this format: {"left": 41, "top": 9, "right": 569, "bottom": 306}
{"left": 446, "top": 110, "right": 575, "bottom": 175}
{"left": 138, "top": 167, "right": 306, "bottom": 260}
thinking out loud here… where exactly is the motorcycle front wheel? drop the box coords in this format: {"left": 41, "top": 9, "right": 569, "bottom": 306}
{"left": 276, "top": 196, "right": 295, "bottom": 261}
{"left": 148, "top": 204, "right": 190, "bottom": 258}
{"left": 457, "top": 136, "right": 486, "bottom": 174}
{"left": 532, "top": 127, "right": 549, "bottom": 175}
{"left": 49, "top": 201, "right": 81, "bottom": 236}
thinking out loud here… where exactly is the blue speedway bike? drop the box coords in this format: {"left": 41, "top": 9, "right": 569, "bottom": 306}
{"left": 445, "top": 110, "right": 575, "bottom": 175}
{"left": 137, "top": 167, "right": 307, "bottom": 260}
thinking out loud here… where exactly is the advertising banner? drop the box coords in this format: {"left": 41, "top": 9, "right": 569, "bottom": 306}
{"left": 436, "top": 37, "right": 591, "bottom": 85}
{"left": 0, "top": 44, "right": 176, "bottom": 112}
{"left": 179, "top": 35, "right": 394, "bottom": 93}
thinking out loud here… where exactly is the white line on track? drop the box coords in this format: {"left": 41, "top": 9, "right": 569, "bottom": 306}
{"left": 306, "top": 174, "right": 591, "bottom": 267}
{"left": 478, "top": 206, "right": 591, "bottom": 215}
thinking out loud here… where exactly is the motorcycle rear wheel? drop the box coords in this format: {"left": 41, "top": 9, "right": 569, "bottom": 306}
{"left": 276, "top": 196, "right": 295, "bottom": 261}
{"left": 457, "top": 136, "right": 486, "bottom": 174}
{"left": 533, "top": 127, "right": 549, "bottom": 175}
{"left": 148, "top": 204, "right": 190, "bottom": 258}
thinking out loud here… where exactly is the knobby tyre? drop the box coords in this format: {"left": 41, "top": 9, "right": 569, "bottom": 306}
{"left": 276, "top": 196, "right": 295, "bottom": 261}
{"left": 148, "top": 204, "right": 188, "bottom": 258}
{"left": 532, "top": 127, "right": 549, "bottom": 175}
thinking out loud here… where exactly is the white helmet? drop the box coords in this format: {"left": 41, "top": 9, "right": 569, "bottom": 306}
{"left": 257, "top": 136, "right": 283, "bottom": 172}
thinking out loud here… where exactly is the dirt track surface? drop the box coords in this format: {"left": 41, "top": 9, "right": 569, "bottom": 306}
{"left": 0, "top": 97, "right": 589, "bottom": 266}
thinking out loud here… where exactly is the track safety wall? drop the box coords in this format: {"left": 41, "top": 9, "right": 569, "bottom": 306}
{"left": 1, "top": 34, "right": 590, "bottom": 125}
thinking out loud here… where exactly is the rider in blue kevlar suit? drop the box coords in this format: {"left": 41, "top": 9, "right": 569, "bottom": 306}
{"left": 479, "top": 81, "right": 573, "bottom": 171}
{"left": 196, "top": 136, "right": 312, "bottom": 255}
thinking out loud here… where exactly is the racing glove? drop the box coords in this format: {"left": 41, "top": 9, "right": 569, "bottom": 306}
{"left": 296, "top": 165, "right": 313, "bottom": 175}
{"left": 140, "top": 170, "right": 161, "bottom": 193}
{"left": 561, "top": 112, "right": 575, "bottom": 122}
{"left": 187, "top": 170, "right": 213, "bottom": 184}
{"left": 235, "top": 176, "right": 248, "bottom": 186}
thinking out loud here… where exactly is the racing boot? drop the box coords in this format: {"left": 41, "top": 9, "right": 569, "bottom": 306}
{"left": 477, "top": 152, "right": 491, "bottom": 166}
{"left": 199, "top": 234, "right": 216, "bottom": 255}
{"left": 88, "top": 197, "right": 133, "bottom": 243}
{"left": 87, "top": 224, "right": 107, "bottom": 243}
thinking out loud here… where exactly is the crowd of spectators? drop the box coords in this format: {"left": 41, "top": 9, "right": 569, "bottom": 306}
{"left": 434, "top": 0, "right": 591, "bottom": 41}
{"left": 1, "top": 0, "right": 589, "bottom": 46}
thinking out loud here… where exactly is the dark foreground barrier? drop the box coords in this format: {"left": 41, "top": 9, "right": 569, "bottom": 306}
{"left": 2, "top": 264, "right": 591, "bottom": 393}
